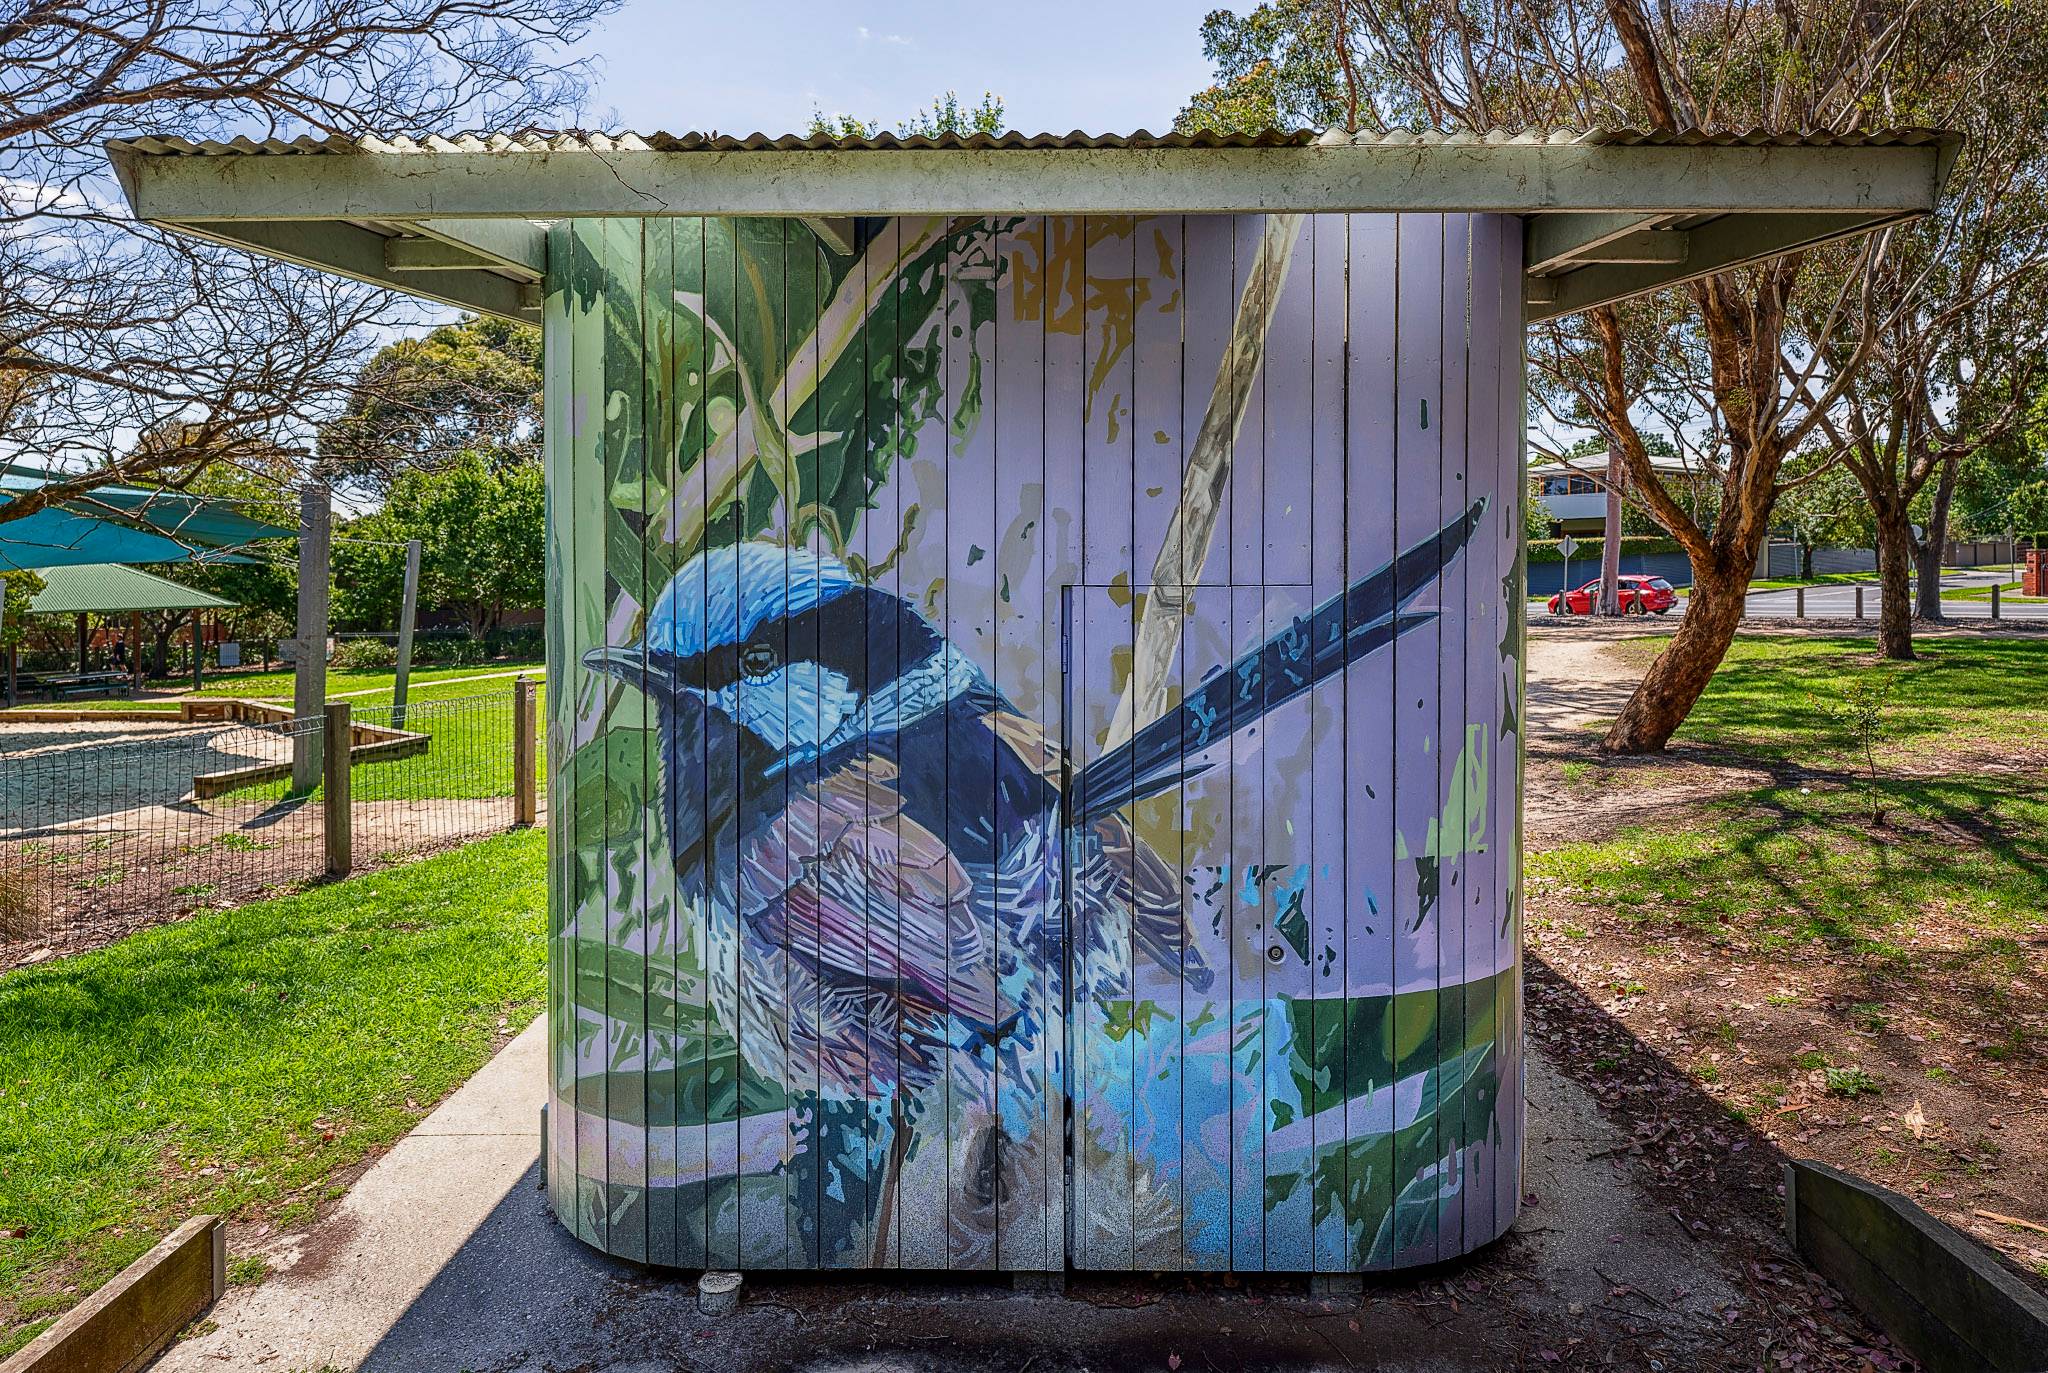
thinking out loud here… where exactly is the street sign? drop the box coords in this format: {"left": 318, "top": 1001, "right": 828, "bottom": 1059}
{"left": 1557, "top": 535, "right": 1580, "bottom": 559}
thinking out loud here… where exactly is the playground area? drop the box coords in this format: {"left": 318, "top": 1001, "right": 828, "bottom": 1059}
{"left": 0, "top": 687, "right": 537, "bottom": 963}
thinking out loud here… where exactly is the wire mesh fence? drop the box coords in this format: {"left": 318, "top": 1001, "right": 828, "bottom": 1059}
{"left": 0, "top": 679, "right": 540, "bottom": 963}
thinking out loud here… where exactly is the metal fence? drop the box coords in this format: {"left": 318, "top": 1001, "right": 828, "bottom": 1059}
{"left": 0, "top": 680, "right": 539, "bottom": 961}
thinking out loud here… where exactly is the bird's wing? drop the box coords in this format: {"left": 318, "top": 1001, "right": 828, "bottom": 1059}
{"left": 737, "top": 754, "right": 994, "bottom": 1022}
{"left": 983, "top": 707, "right": 1210, "bottom": 991}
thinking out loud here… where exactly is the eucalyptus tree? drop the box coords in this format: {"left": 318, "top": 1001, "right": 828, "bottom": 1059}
{"left": 0, "top": 0, "right": 611, "bottom": 525}
{"left": 1181, "top": 0, "right": 2006, "bottom": 752}
{"left": 1794, "top": 3, "right": 2048, "bottom": 656}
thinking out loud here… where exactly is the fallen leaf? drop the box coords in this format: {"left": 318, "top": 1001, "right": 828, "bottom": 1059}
{"left": 1902, "top": 1100, "right": 1926, "bottom": 1140}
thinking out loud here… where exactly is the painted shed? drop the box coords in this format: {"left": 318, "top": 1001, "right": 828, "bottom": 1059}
{"left": 110, "top": 126, "right": 1954, "bottom": 1275}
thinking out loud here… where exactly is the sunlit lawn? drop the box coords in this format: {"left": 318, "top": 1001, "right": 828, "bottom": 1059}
{"left": 0, "top": 830, "right": 547, "bottom": 1355}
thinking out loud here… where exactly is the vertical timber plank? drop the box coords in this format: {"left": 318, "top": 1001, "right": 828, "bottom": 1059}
{"left": 701, "top": 216, "right": 743, "bottom": 1271}
{"left": 601, "top": 214, "right": 648, "bottom": 1266}
{"left": 567, "top": 219, "right": 611, "bottom": 1254}
{"left": 1390, "top": 211, "right": 1446, "bottom": 1271}
{"left": 1306, "top": 212, "right": 1352, "bottom": 1273}
{"left": 1176, "top": 212, "right": 1236, "bottom": 1269}
{"left": 1346, "top": 212, "right": 1399, "bottom": 1271}
{"left": 993, "top": 215, "right": 1051, "bottom": 1272}
{"left": 1433, "top": 211, "right": 1471, "bottom": 1263}
{"left": 541, "top": 222, "right": 578, "bottom": 1232}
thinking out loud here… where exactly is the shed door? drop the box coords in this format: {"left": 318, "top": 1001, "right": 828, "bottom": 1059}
{"left": 1061, "top": 582, "right": 1336, "bottom": 1271}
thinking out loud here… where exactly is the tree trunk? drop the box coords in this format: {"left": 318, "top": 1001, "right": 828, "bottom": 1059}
{"left": 1914, "top": 451, "right": 1961, "bottom": 622}
{"left": 1871, "top": 498, "right": 1917, "bottom": 660}
{"left": 1597, "top": 448, "right": 1625, "bottom": 615}
{"left": 1601, "top": 554, "right": 1750, "bottom": 753}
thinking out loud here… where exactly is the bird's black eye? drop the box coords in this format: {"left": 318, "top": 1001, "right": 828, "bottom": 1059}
{"left": 739, "top": 642, "right": 779, "bottom": 677}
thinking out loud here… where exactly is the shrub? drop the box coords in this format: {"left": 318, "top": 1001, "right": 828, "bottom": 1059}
{"left": 1526, "top": 536, "right": 1686, "bottom": 563}
{"left": 332, "top": 638, "right": 397, "bottom": 670}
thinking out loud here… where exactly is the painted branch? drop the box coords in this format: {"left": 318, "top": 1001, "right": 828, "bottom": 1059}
{"left": 1106, "top": 212, "right": 1305, "bottom": 749}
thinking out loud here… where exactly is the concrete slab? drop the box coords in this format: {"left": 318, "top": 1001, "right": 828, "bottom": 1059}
{"left": 150, "top": 1018, "right": 1782, "bottom": 1373}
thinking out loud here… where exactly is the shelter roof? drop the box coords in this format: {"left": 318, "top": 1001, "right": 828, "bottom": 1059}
{"left": 105, "top": 125, "right": 1959, "bottom": 325}
{"left": 28, "top": 563, "right": 237, "bottom": 615}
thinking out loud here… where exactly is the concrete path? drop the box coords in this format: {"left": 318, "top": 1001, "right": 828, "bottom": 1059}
{"left": 154, "top": 1025, "right": 547, "bottom": 1372}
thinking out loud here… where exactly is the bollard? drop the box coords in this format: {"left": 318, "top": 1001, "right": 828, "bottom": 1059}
{"left": 323, "top": 702, "right": 352, "bottom": 877}
{"left": 1855, "top": 585, "right": 1865, "bottom": 620}
{"left": 513, "top": 675, "right": 538, "bottom": 828}
{"left": 1796, "top": 586, "right": 1806, "bottom": 619}
{"left": 1992, "top": 583, "right": 2002, "bottom": 621}
{"left": 698, "top": 1270, "right": 742, "bottom": 1316}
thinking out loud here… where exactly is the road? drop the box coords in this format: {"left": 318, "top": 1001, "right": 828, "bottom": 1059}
{"left": 1542, "top": 567, "right": 2048, "bottom": 623}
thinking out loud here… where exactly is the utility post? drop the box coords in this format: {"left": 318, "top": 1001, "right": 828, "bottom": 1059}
{"left": 392, "top": 538, "right": 422, "bottom": 730}
{"left": 1596, "top": 448, "right": 1625, "bottom": 616}
{"left": 292, "top": 481, "right": 332, "bottom": 792}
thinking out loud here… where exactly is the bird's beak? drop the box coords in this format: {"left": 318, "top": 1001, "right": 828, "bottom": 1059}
{"left": 582, "top": 645, "right": 649, "bottom": 686}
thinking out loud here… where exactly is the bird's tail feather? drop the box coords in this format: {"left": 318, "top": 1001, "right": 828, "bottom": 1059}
{"left": 1068, "top": 498, "right": 1486, "bottom": 827}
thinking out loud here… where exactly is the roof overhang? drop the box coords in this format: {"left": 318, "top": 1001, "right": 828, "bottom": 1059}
{"left": 105, "top": 128, "right": 1959, "bottom": 327}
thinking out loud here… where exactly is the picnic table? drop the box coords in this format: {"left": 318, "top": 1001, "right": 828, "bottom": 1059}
{"left": 40, "top": 671, "right": 136, "bottom": 700}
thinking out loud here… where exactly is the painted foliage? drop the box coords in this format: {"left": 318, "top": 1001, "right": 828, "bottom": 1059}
{"left": 543, "top": 213, "right": 1526, "bottom": 1272}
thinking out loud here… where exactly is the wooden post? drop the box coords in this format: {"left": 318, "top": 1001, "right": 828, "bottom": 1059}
{"left": 323, "top": 701, "right": 352, "bottom": 878}
{"left": 392, "top": 537, "right": 422, "bottom": 729}
{"left": 191, "top": 613, "right": 205, "bottom": 692}
{"left": 5, "top": 646, "right": 14, "bottom": 708}
{"left": 1795, "top": 586, "right": 1806, "bottom": 619}
{"left": 76, "top": 612, "right": 87, "bottom": 672}
{"left": 292, "top": 482, "right": 332, "bottom": 791}
{"left": 1855, "top": 585, "right": 1865, "bottom": 620}
{"left": 130, "top": 611, "right": 144, "bottom": 694}
{"left": 1991, "top": 582, "right": 2001, "bottom": 621}
{"left": 513, "top": 674, "right": 538, "bottom": 828}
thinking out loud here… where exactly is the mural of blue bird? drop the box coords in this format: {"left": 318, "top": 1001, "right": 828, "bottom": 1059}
{"left": 582, "top": 497, "right": 1485, "bottom": 1263}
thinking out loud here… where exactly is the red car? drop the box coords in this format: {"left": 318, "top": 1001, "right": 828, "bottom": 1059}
{"left": 1547, "top": 574, "right": 1678, "bottom": 615}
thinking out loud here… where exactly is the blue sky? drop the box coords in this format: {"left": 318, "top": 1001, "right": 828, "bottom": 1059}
{"left": 567, "top": 0, "right": 1224, "bottom": 136}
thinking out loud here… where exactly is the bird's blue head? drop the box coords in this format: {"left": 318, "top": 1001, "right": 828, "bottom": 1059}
{"left": 581, "top": 540, "right": 958, "bottom": 771}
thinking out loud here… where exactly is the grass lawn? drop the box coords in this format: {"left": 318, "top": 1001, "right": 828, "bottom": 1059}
{"left": 0, "top": 829, "right": 547, "bottom": 1354}
{"left": 1946, "top": 580, "right": 2048, "bottom": 603}
{"left": 0, "top": 660, "right": 545, "bottom": 714}
{"left": 1603, "top": 634, "right": 2048, "bottom": 763}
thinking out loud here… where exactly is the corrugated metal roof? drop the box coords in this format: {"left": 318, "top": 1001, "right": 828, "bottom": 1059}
{"left": 106, "top": 126, "right": 1953, "bottom": 157}
{"left": 29, "top": 563, "right": 238, "bottom": 615}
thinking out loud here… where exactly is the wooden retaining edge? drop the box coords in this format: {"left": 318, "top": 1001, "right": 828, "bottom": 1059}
{"left": 1, "top": 1216, "right": 223, "bottom": 1373}
{"left": 190, "top": 723, "right": 430, "bottom": 799}
{"left": 0, "top": 709, "right": 180, "bottom": 723}
{"left": 1786, "top": 1159, "right": 2048, "bottom": 1373}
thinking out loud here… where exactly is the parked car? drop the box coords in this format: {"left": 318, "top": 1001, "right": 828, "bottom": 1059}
{"left": 1547, "top": 574, "right": 1678, "bottom": 615}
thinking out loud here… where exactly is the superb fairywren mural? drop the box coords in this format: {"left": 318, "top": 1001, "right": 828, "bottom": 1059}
{"left": 581, "top": 501, "right": 1485, "bottom": 1260}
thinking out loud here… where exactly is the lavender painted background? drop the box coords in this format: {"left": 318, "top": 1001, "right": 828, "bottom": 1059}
{"left": 542, "top": 212, "right": 1526, "bottom": 1272}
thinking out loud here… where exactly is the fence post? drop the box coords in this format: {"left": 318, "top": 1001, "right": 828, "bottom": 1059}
{"left": 1855, "top": 585, "right": 1865, "bottom": 620}
{"left": 1795, "top": 587, "right": 1806, "bottom": 620}
{"left": 513, "top": 675, "right": 538, "bottom": 828}
{"left": 323, "top": 702, "right": 352, "bottom": 878}
{"left": 1991, "top": 582, "right": 2001, "bottom": 621}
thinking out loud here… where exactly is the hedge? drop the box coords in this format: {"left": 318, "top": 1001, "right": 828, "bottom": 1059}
{"left": 1526, "top": 536, "right": 1686, "bottom": 563}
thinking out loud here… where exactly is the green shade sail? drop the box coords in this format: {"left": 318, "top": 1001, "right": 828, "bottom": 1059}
{"left": 27, "top": 563, "right": 237, "bottom": 616}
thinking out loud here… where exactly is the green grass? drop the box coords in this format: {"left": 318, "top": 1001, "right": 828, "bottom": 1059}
{"left": 1529, "top": 775, "right": 2048, "bottom": 958}
{"left": 188, "top": 659, "right": 545, "bottom": 707}
{"left": 1745, "top": 572, "right": 1877, "bottom": 591}
{"left": 0, "top": 830, "right": 547, "bottom": 1354}
{"left": 1605, "top": 635, "right": 2048, "bottom": 764}
{"left": 1944, "top": 580, "right": 2048, "bottom": 603}
{"left": 1, "top": 661, "right": 544, "bottom": 714}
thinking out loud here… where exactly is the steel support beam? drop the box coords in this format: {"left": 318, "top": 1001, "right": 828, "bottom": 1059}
{"left": 1527, "top": 211, "right": 1905, "bottom": 321}
{"left": 168, "top": 218, "right": 540, "bottom": 322}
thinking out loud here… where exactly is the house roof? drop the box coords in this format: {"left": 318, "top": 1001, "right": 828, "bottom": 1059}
{"left": 104, "top": 125, "right": 1959, "bottom": 326}
{"left": 28, "top": 563, "right": 237, "bottom": 616}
